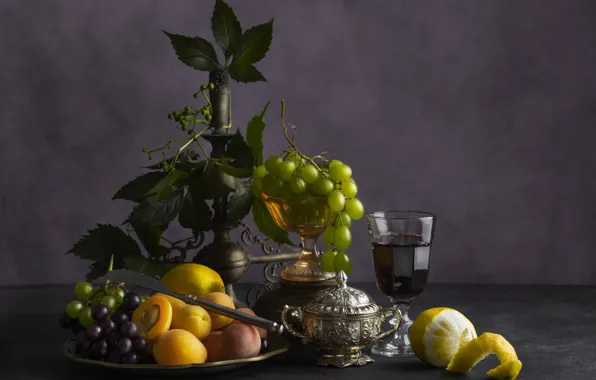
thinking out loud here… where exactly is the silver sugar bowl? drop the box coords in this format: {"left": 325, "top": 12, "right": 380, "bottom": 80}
{"left": 281, "top": 270, "right": 399, "bottom": 368}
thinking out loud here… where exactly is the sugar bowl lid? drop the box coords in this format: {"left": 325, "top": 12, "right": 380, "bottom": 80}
{"left": 303, "top": 270, "right": 381, "bottom": 316}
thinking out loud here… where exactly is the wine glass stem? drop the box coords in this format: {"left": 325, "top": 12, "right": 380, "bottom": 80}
{"left": 394, "top": 301, "right": 413, "bottom": 344}
{"left": 300, "top": 237, "right": 318, "bottom": 260}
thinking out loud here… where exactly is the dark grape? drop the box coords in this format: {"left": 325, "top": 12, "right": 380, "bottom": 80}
{"left": 120, "top": 322, "right": 138, "bottom": 339}
{"left": 100, "top": 319, "right": 116, "bottom": 337}
{"left": 91, "top": 304, "right": 110, "bottom": 322}
{"left": 117, "top": 337, "right": 132, "bottom": 355}
{"left": 121, "top": 352, "right": 139, "bottom": 365}
{"left": 75, "top": 332, "right": 91, "bottom": 355}
{"left": 127, "top": 310, "right": 134, "bottom": 320}
{"left": 131, "top": 337, "right": 146, "bottom": 353}
{"left": 89, "top": 339, "right": 108, "bottom": 360}
{"left": 59, "top": 312, "right": 74, "bottom": 329}
{"left": 105, "top": 350, "right": 121, "bottom": 364}
{"left": 122, "top": 292, "right": 141, "bottom": 311}
{"left": 85, "top": 324, "right": 102, "bottom": 341}
{"left": 110, "top": 309, "right": 129, "bottom": 326}
{"left": 260, "top": 338, "right": 269, "bottom": 353}
{"left": 107, "top": 331, "right": 121, "bottom": 347}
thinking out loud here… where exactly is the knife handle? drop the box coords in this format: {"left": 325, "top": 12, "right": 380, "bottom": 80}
{"left": 180, "top": 294, "right": 284, "bottom": 336}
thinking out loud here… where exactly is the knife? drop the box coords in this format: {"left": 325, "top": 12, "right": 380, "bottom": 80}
{"left": 93, "top": 269, "right": 284, "bottom": 336}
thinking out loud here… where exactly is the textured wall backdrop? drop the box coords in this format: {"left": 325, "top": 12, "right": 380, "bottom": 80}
{"left": 1, "top": 0, "right": 596, "bottom": 286}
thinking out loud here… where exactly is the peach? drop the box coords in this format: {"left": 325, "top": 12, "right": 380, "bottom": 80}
{"left": 204, "top": 292, "right": 235, "bottom": 330}
{"left": 232, "top": 308, "right": 267, "bottom": 338}
{"left": 152, "top": 329, "right": 207, "bottom": 365}
{"left": 203, "top": 331, "right": 225, "bottom": 362}
{"left": 221, "top": 322, "right": 262, "bottom": 360}
{"left": 171, "top": 305, "right": 212, "bottom": 341}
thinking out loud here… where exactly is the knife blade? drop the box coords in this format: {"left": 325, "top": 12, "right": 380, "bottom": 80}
{"left": 93, "top": 269, "right": 284, "bottom": 335}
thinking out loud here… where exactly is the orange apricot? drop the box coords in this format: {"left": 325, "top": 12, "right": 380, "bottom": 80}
{"left": 153, "top": 329, "right": 207, "bottom": 365}
{"left": 132, "top": 294, "right": 173, "bottom": 340}
{"left": 204, "top": 292, "right": 235, "bottom": 330}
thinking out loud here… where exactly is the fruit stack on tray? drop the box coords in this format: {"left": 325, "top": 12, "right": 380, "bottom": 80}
{"left": 60, "top": 263, "right": 268, "bottom": 366}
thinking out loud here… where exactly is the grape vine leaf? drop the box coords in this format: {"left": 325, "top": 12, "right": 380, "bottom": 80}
{"left": 163, "top": 31, "right": 221, "bottom": 72}
{"left": 178, "top": 187, "right": 212, "bottom": 233}
{"left": 227, "top": 19, "right": 273, "bottom": 83}
{"left": 246, "top": 101, "right": 270, "bottom": 166}
{"left": 129, "top": 189, "right": 184, "bottom": 229}
{"left": 211, "top": 0, "right": 242, "bottom": 62}
{"left": 194, "top": 162, "right": 235, "bottom": 199}
{"left": 226, "top": 129, "right": 255, "bottom": 169}
{"left": 227, "top": 180, "right": 254, "bottom": 227}
{"left": 228, "top": 64, "right": 266, "bottom": 83}
{"left": 145, "top": 169, "right": 189, "bottom": 203}
{"left": 215, "top": 162, "right": 253, "bottom": 178}
{"left": 128, "top": 219, "right": 170, "bottom": 258}
{"left": 252, "top": 198, "right": 294, "bottom": 246}
{"left": 123, "top": 256, "right": 170, "bottom": 279}
{"left": 66, "top": 224, "right": 142, "bottom": 280}
{"left": 112, "top": 171, "right": 168, "bottom": 202}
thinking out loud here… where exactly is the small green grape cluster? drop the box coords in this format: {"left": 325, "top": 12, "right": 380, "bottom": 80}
{"left": 251, "top": 150, "right": 364, "bottom": 275}
{"left": 60, "top": 281, "right": 149, "bottom": 331}
{"left": 167, "top": 103, "right": 212, "bottom": 133}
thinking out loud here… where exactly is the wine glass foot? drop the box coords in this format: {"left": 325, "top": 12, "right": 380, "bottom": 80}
{"left": 371, "top": 341, "right": 414, "bottom": 358}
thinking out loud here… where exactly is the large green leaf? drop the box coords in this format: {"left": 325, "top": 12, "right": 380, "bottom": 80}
{"left": 228, "top": 63, "right": 266, "bottom": 83}
{"left": 112, "top": 172, "right": 167, "bottom": 202}
{"left": 163, "top": 31, "right": 221, "bottom": 72}
{"left": 128, "top": 220, "right": 170, "bottom": 258}
{"left": 229, "top": 19, "right": 273, "bottom": 67}
{"left": 67, "top": 224, "right": 142, "bottom": 280}
{"left": 145, "top": 169, "right": 189, "bottom": 202}
{"left": 245, "top": 102, "right": 270, "bottom": 166}
{"left": 178, "top": 187, "right": 212, "bottom": 233}
{"left": 252, "top": 198, "right": 294, "bottom": 246}
{"left": 194, "top": 162, "right": 235, "bottom": 199}
{"left": 129, "top": 189, "right": 184, "bottom": 229}
{"left": 211, "top": 0, "right": 242, "bottom": 61}
{"left": 123, "top": 256, "right": 170, "bottom": 279}
{"left": 214, "top": 162, "right": 253, "bottom": 178}
{"left": 227, "top": 129, "right": 254, "bottom": 169}
{"left": 227, "top": 180, "right": 254, "bottom": 227}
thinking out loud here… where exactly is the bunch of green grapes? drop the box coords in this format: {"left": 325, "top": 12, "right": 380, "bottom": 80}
{"left": 59, "top": 281, "right": 149, "bottom": 334}
{"left": 251, "top": 149, "right": 364, "bottom": 275}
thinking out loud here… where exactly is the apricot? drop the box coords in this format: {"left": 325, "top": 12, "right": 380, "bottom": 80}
{"left": 153, "top": 329, "right": 207, "bottom": 365}
{"left": 154, "top": 293, "right": 187, "bottom": 315}
{"left": 171, "top": 305, "right": 212, "bottom": 341}
{"left": 204, "top": 292, "right": 235, "bottom": 330}
{"left": 203, "top": 331, "right": 225, "bottom": 362}
{"left": 232, "top": 308, "right": 267, "bottom": 338}
{"left": 222, "top": 322, "right": 261, "bottom": 360}
{"left": 132, "top": 295, "right": 173, "bottom": 340}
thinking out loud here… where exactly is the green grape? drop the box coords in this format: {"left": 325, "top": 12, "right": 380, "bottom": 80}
{"left": 65, "top": 300, "right": 84, "bottom": 319}
{"left": 74, "top": 282, "right": 94, "bottom": 300}
{"left": 252, "top": 177, "right": 264, "bottom": 197}
{"left": 265, "top": 155, "right": 283, "bottom": 176}
{"left": 345, "top": 198, "right": 364, "bottom": 220}
{"left": 279, "top": 160, "right": 297, "bottom": 181}
{"left": 330, "top": 163, "right": 352, "bottom": 182}
{"left": 320, "top": 250, "right": 337, "bottom": 272}
{"left": 299, "top": 164, "right": 319, "bottom": 184}
{"left": 278, "top": 182, "right": 294, "bottom": 199}
{"left": 262, "top": 174, "right": 284, "bottom": 196}
{"left": 333, "top": 252, "right": 353, "bottom": 275}
{"left": 285, "top": 151, "right": 305, "bottom": 166}
{"left": 79, "top": 306, "right": 94, "bottom": 327}
{"left": 334, "top": 226, "right": 352, "bottom": 251}
{"left": 329, "top": 160, "right": 343, "bottom": 168}
{"left": 101, "top": 295, "right": 117, "bottom": 311}
{"left": 322, "top": 226, "right": 335, "bottom": 246}
{"left": 313, "top": 178, "right": 334, "bottom": 196}
{"left": 109, "top": 287, "right": 126, "bottom": 303}
{"left": 327, "top": 190, "right": 346, "bottom": 213}
{"left": 289, "top": 177, "right": 307, "bottom": 194}
{"left": 340, "top": 180, "right": 358, "bottom": 198}
{"left": 140, "top": 295, "right": 150, "bottom": 304}
{"left": 334, "top": 212, "right": 352, "bottom": 228}
{"left": 253, "top": 165, "right": 268, "bottom": 179}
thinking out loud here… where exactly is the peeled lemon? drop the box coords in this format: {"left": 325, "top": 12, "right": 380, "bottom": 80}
{"left": 447, "top": 332, "right": 522, "bottom": 380}
{"left": 409, "top": 307, "right": 477, "bottom": 367}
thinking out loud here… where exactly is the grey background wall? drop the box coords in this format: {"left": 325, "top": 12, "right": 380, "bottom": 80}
{"left": 1, "top": 0, "right": 595, "bottom": 286}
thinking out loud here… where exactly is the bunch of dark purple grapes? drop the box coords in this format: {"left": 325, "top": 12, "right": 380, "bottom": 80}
{"left": 70, "top": 292, "right": 153, "bottom": 364}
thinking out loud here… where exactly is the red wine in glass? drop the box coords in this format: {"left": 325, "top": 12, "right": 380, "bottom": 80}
{"left": 371, "top": 233, "right": 431, "bottom": 302}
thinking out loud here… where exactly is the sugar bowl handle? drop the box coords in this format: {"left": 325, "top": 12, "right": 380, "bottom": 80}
{"left": 281, "top": 305, "right": 310, "bottom": 344}
{"left": 374, "top": 307, "right": 401, "bottom": 341}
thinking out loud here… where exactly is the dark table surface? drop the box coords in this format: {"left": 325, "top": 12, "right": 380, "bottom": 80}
{"left": 1, "top": 283, "right": 594, "bottom": 380}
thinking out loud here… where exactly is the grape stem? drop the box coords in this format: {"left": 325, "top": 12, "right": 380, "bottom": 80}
{"left": 280, "top": 100, "right": 325, "bottom": 173}
{"left": 169, "top": 126, "right": 210, "bottom": 168}
{"left": 104, "top": 254, "right": 115, "bottom": 292}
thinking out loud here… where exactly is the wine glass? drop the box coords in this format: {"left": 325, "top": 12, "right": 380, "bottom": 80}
{"left": 366, "top": 211, "right": 436, "bottom": 358}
